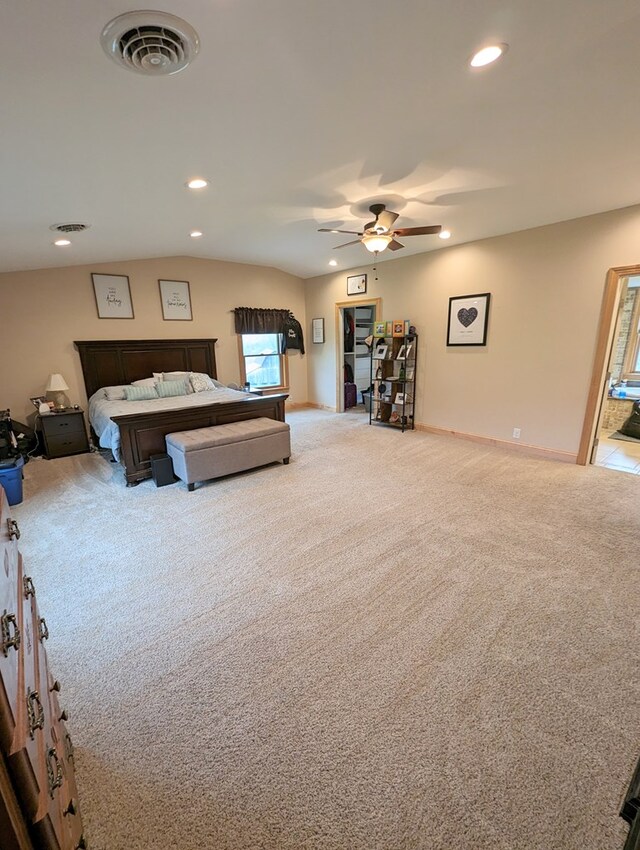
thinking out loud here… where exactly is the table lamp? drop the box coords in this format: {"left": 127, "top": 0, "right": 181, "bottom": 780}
{"left": 45, "top": 373, "right": 70, "bottom": 411}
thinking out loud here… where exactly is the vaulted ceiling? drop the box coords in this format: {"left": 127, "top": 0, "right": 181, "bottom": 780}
{"left": 2, "top": 1, "right": 640, "bottom": 278}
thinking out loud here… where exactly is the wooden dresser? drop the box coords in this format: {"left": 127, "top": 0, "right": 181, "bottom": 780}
{"left": 0, "top": 487, "right": 86, "bottom": 849}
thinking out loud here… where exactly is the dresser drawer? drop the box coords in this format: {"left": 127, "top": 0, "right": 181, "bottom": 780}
{"left": 0, "top": 553, "right": 23, "bottom": 756}
{"left": 44, "top": 434, "right": 89, "bottom": 459}
{"left": 42, "top": 415, "right": 84, "bottom": 436}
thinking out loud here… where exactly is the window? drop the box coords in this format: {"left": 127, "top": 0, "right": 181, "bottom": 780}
{"left": 239, "top": 333, "right": 288, "bottom": 391}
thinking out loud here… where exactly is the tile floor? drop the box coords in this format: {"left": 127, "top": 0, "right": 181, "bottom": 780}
{"left": 594, "top": 430, "right": 640, "bottom": 473}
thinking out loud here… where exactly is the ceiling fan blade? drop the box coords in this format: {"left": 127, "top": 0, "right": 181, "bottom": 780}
{"left": 334, "top": 239, "right": 362, "bottom": 249}
{"left": 318, "top": 228, "right": 363, "bottom": 235}
{"left": 393, "top": 225, "right": 442, "bottom": 237}
{"left": 388, "top": 239, "right": 404, "bottom": 251}
{"left": 376, "top": 210, "right": 399, "bottom": 232}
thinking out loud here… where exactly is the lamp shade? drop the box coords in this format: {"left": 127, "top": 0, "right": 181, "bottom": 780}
{"left": 45, "top": 373, "right": 69, "bottom": 392}
{"left": 362, "top": 233, "right": 392, "bottom": 253}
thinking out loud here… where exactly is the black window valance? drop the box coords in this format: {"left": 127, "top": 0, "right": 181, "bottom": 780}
{"left": 233, "top": 307, "right": 290, "bottom": 335}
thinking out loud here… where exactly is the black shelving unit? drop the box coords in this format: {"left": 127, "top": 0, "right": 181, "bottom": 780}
{"left": 369, "top": 333, "right": 417, "bottom": 432}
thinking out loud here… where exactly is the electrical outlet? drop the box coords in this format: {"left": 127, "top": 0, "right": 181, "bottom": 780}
{"left": 512, "top": 427, "right": 521, "bottom": 439}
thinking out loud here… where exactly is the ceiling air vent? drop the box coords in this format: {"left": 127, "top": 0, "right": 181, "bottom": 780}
{"left": 49, "top": 223, "right": 91, "bottom": 234}
{"left": 101, "top": 11, "right": 200, "bottom": 76}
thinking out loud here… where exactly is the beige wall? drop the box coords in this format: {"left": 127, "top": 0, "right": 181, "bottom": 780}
{"left": 304, "top": 204, "right": 640, "bottom": 456}
{"left": 0, "top": 255, "right": 307, "bottom": 424}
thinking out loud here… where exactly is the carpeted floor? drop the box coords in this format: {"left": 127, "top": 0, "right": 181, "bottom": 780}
{"left": 13, "top": 409, "right": 640, "bottom": 850}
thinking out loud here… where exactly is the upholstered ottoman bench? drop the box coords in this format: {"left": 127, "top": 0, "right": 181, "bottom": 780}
{"left": 165, "top": 417, "right": 291, "bottom": 491}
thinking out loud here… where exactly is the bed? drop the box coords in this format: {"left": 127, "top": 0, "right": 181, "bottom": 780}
{"left": 74, "top": 338, "right": 288, "bottom": 485}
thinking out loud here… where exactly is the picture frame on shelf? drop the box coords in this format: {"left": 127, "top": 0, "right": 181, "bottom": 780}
{"left": 91, "top": 273, "right": 134, "bottom": 319}
{"left": 374, "top": 343, "right": 388, "bottom": 360}
{"left": 406, "top": 368, "right": 414, "bottom": 381}
{"left": 404, "top": 342, "right": 414, "bottom": 359}
{"left": 385, "top": 321, "right": 393, "bottom": 335}
{"left": 447, "top": 292, "right": 491, "bottom": 346}
{"left": 312, "top": 317, "right": 325, "bottom": 343}
{"left": 347, "top": 273, "right": 367, "bottom": 296}
{"left": 392, "top": 320, "right": 405, "bottom": 337}
{"left": 373, "top": 321, "right": 387, "bottom": 337}
{"left": 396, "top": 344, "right": 406, "bottom": 360}
{"left": 395, "top": 392, "right": 406, "bottom": 405}
{"left": 159, "top": 279, "right": 192, "bottom": 321}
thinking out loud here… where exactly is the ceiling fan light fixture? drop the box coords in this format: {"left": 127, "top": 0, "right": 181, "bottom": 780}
{"left": 470, "top": 43, "right": 508, "bottom": 68}
{"left": 362, "top": 233, "right": 392, "bottom": 253}
{"left": 439, "top": 230, "right": 451, "bottom": 240}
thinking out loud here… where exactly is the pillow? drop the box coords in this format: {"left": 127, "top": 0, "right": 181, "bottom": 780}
{"left": 131, "top": 377, "right": 157, "bottom": 387}
{"left": 163, "top": 371, "right": 194, "bottom": 393}
{"left": 189, "top": 372, "right": 217, "bottom": 393}
{"left": 156, "top": 378, "right": 190, "bottom": 398}
{"left": 152, "top": 372, "right": 164, "bottom": 381}
{"left": 104, "top": 386, "right": 128, "bottom": 401}
{"left": 124, "top": 385, "right": 159, "bottom": 401}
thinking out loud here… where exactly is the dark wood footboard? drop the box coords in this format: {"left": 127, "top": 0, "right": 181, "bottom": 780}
{"left": 112, "top": 393, "right": 288, "bottom": 485}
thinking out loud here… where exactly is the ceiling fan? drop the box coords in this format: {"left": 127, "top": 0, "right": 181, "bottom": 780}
{"left": 318, "top": 203, "right": 442, "bottom": 254}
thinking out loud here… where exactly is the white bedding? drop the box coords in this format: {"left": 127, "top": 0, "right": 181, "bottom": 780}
{"left": 88, "top": 386, "right": 254, "bottom": 462}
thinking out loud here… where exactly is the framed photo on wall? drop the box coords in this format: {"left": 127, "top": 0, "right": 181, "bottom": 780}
{"left": 159, "top": 279, "right": 192, "bottom": 321}
{"left": 347, "top": 273, "right": 367, "bottom": 296}
{"left": 447, "top": 293, "right": 491, "bottom": 346}
{"left": 312, "top": 317, "right": 325, "bottom": 343}
{"left": 91, "top": 273, "right": 134, "bottom": 319}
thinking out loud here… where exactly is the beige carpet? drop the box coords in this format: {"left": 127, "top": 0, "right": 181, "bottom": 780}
{"left": 13, "top": 409, "right": 639, "bottom": 850}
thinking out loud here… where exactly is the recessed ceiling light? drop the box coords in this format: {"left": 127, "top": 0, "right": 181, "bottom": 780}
{"left": 186, "top": 178, "right": 208, "bottom": 189}
{"left": 438, "top": 230, "right": 451, "bottom": 240}
{"left": 190, "top": 230, "right": 203, "bottom": 238}
{"left": 470, "top": 44, "right": 507, "bottom": 68}
{"left": 329, "top": 259, "right": 338, "bottom": 267}
{"left": 54, "top": 239, "right": 71, "bottom": 246}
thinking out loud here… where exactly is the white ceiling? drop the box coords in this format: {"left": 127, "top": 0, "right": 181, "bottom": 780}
{"left": 2, "top": 0, "right": 640, "bottom": 279}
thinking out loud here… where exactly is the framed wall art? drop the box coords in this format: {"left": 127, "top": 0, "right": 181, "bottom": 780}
{"left": 159, "top": 279, "right": 192, "bottom": 321}
{"left": 347, "top": 273, "right": 367, "bottom": 296}
{"left": 91, "top": 273, "right": 134, "bottom": 319}
{"left": 312, "top": 317, "right": 325, "bottom": 344}
{"left": 447, "top": 293, "right": 491, "bottom": 346}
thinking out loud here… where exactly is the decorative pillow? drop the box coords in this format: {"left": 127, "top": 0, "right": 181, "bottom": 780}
{"left": 156, "top": 379, "right": 190, "bottom": 398}
{"left": 152, "top": 372, "right": 164, "bottom": 381}
{"left": 124, "top": 385, "right": 159, "bottom": 401}
{"left": 131, "top": 377, "right": 157, "bottom": 387}
{"left": 163, "top": 371, "right": 194, "bottom": 392}
{"left": 104, "top": 386, "right": 128, "bottom": 401}
{"left": 189, "top": 372, "right": 217, "bottom": 393}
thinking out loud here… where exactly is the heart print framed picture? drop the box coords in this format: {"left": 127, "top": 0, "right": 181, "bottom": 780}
{"left": 447, "top": 292, "right": 491, "bottom": 346}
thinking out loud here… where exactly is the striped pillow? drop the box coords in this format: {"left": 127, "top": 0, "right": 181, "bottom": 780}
{"left": 156, "top": 379, "right": 190, "bottom": 398}
{"left": 124, "top": 385, "right": 159, "bottom": 401}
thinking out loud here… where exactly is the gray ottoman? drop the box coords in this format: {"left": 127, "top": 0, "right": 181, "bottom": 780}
{"left": 166, "top": 417, "right": 291, "bottom": 491}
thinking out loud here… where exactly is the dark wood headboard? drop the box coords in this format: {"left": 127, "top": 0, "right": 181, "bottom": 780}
{"left": 74, "top": 338, "right": 218, "bottom": 399}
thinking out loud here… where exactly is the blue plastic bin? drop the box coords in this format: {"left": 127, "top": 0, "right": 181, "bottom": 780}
{"left": 0, "top": 456, "right": 24, "bottom": 506}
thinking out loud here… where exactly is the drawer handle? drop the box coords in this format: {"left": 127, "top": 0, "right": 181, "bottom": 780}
{"left": 23, "top": 575, "right": 36, "bottom": 598}
{"left": 50, "top": 679, "right": 61, "bottom": 693}
{"left": 46, "top": 746, "right": 63, "bottom": 797}
{"left": 63, "top": 798, "right": 77, "bottom": 817}
{"left": 64, "top": 731, "right": 74, "bottom": 761}
{"left": 27, "top": 689, "right": 45, "bottom": 737}
{"left": 59, "top": 708, "right": 69, "bottom": 722}
{"left": 7, "top": 518, "right": 20, "bottom": 540}
{"left": 38, "top": 617, "right": 49, "bottom": 642}
{"left": 76, "top": 836, "right": 88, "bottom": 849}
{"left": 1, "top": 611, "right": 20, "bottom": 655}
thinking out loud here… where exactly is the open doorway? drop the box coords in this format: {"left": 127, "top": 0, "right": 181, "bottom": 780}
{"left": 579, "top": 264, "right": 640, "bottom": 472}
{"left": 335, "top": 298, "right": 381, "bottom": 413}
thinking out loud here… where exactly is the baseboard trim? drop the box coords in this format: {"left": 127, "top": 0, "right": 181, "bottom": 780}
{"left": 415, "top": 423, "right": 578, "bottom": 464}
{"left": 304, "top": 402, "right": 337, "bottom": 412}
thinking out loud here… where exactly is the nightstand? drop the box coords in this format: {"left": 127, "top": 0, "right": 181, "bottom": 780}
{"left": 39, "top": 408, "right": 90, "bottom": 459}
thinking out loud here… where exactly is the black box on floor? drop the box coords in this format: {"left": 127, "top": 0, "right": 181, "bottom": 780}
{"left": 149, "top": 453, "right": 177, "bottom": 487}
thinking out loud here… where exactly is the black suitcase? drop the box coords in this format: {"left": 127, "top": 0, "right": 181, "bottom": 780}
{"left": 344, "top": 382, "right": 357, "bottom": 409}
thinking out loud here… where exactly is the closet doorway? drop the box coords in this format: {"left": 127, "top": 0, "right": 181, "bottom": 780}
{"left": 335, "top": 298, "right": 381, "bottom": 413}
{"left": 578, "top": 263, "right": 640, "bottom": 469}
